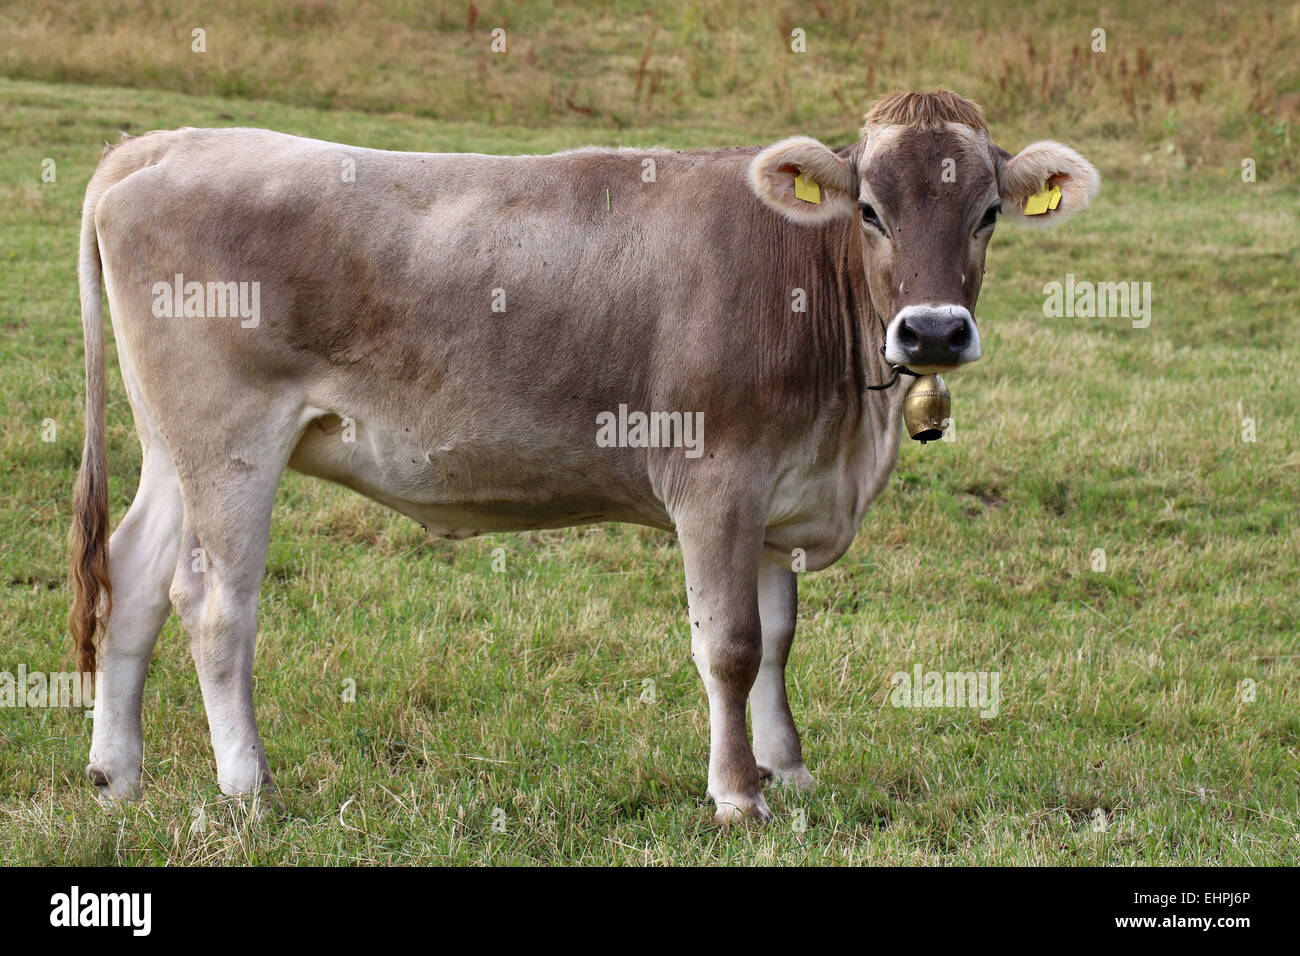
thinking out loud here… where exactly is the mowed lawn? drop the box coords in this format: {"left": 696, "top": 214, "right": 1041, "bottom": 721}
{"left": 0, "top": 1, "right": 1297, "bottom": 865}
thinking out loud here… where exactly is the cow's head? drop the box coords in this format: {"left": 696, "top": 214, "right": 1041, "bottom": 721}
{"left": 748, "top": 90, "right": 1100, "bottom": 373}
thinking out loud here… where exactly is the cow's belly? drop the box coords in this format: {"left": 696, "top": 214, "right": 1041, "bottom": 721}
{"left": 287, "top": 412, "right": 672, "bottom": 537}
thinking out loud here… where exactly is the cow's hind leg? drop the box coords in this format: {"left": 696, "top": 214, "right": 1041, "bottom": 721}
{"left": 167, "top": 415, "right": 303, "bottom": 803}
{"left": 676, "top": 506, "right": 770, "bottom": 824}
{"left": 87, "top": 444, "right": 183, "bottom": 800}
{"left": 751, "top": 561, "right": 814, "bottom": 789}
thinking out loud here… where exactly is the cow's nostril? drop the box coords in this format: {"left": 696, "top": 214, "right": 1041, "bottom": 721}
{"left": 898, "top": 323, "right": 921, "bottom": 349}
{"left": 949, "top": 322, "right": 971, "bottom": 350}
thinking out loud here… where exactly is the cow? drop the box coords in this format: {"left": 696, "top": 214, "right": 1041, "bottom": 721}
{"left": 69, "top": 90, "right": 1098, "bottom": 823}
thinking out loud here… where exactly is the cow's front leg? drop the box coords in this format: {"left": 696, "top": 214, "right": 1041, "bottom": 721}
{"left": 752, "top": 561, "right": 815, "bottom": 789}
{"left": 677, "top": 512, "right": 770, "bottom": 824}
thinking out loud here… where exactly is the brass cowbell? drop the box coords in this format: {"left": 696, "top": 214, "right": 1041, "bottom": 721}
{"left": 903, "top": 373, "right": 950, "bottom": 443}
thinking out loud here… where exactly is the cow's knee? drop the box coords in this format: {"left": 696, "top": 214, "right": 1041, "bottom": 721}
{"left": 699, "top": 621, "right": 762, "bottom": 690}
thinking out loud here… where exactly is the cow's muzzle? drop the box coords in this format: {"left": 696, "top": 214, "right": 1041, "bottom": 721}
{"left": 884, "top": 305, "right": 981, "bottom": 373}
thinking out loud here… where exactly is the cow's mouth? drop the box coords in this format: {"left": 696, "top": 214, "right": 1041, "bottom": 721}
{"left": 900, "top": 361, "right": 962, "bottom": 374}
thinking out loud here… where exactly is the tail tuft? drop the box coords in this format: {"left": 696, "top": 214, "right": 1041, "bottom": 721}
{"left": 68, "top": 462, "right": 111, "bottom": 675}
{"left": 68, "top": 188, "right": 111, "bottom": 676}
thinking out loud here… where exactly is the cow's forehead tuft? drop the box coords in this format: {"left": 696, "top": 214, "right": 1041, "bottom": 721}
{"left": 861, "top": 89, "right": 989, "bottom": 137}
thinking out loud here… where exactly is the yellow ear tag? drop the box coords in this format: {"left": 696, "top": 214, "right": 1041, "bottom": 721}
{"left": 1046, "top": 184, "right": 1062, "bottom": 210}
{"left": 793, "top": 173, "right": 821, "bottom": 204}
{"left": 1023, "top": 185, "right": 1053, "bottom": 216}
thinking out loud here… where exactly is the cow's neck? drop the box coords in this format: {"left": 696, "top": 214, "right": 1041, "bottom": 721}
{"left": 815, "top": 219, "right": 907, "bottom": 431}
{"left": 821, "top": 219, "right": 907, "bottom": 520}
{"left": 758, "top": 219, "right": 906, "bottom": 563}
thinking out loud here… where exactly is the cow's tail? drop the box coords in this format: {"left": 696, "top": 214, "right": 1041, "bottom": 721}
{"left": 68, "top": 186, "right": 111, "bottom": 677}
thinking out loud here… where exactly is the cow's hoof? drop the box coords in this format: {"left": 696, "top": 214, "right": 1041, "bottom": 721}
{"left": 86, "top": 764, "right": 142, "bottom": 803}
{"left": 761, "top": 764, "right": 816, "bottom": 791}
{"left": 210, "top": 790, "right": 279, "bottom": 823}
{"left": 246, "top": 790, "right": 280, "bottom": 821}
{"left": 712, "top": 792, "right": 773, "bottom": 825}
{"left": 217, "top": 777, "right": 279, "bottom": 821}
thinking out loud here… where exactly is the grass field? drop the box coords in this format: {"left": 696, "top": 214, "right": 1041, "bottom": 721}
{"left": 0, "top": 1, "right": 1297, "bottom": 865}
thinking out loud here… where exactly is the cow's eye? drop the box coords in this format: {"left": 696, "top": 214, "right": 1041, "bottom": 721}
{"left": 860, "top": 202, "right": 886, "bottom": 234}
{"left": 975, "top": 202, "right": 1001, "bottom": 235}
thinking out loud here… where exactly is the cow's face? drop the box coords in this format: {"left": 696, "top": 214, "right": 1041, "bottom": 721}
{"left": 749, "top": 94, "right": 1099, "bottom": 374}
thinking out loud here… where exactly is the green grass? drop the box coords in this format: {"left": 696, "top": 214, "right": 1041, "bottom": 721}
{"left": 0, "top": 0, "right": 1298, "bottom": 864}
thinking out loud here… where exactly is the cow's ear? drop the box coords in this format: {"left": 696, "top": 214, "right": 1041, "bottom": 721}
{"left": 749, "top": 136, "right": 857, "bottom": 224}
{"left": 997, "top": 140, "right": 1100, "bottom": 228}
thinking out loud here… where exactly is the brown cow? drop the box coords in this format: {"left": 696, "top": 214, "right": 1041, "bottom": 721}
{"left": 70, "top": 90, "right": 1098, "bottom": 822}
